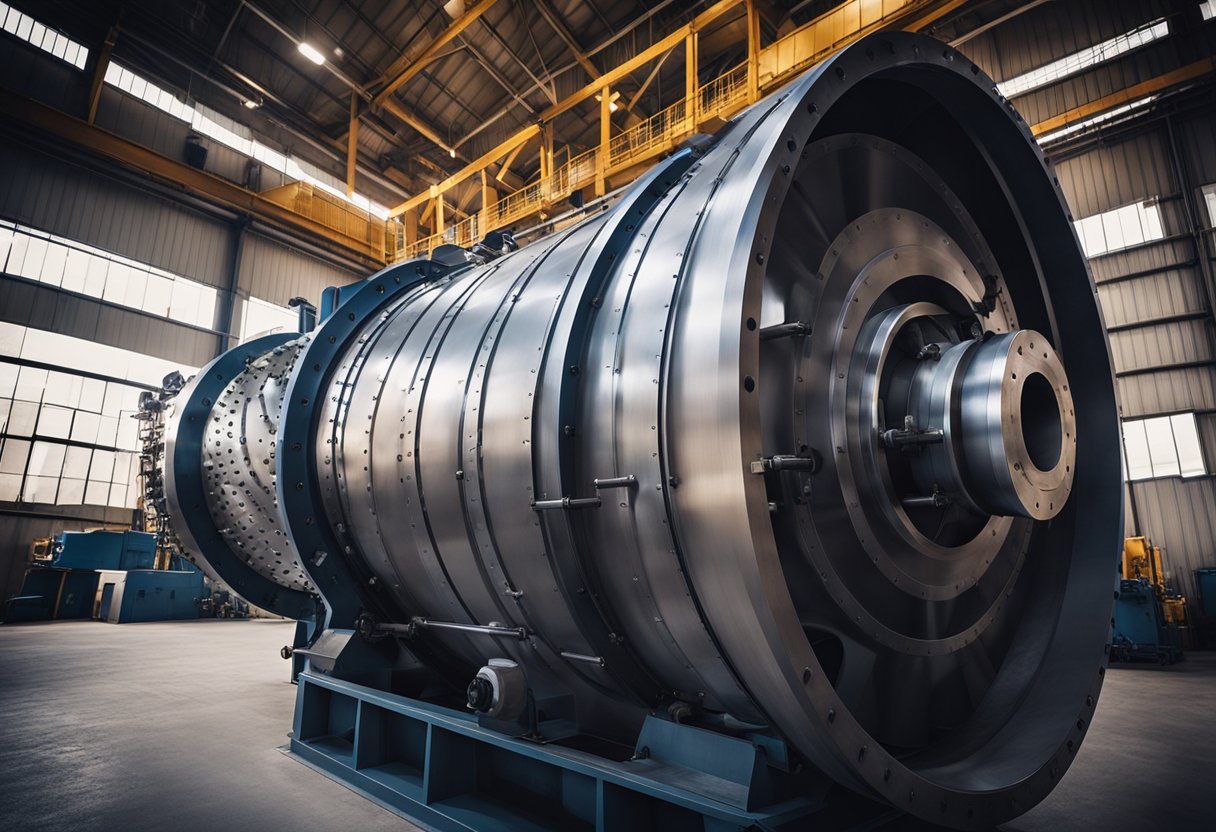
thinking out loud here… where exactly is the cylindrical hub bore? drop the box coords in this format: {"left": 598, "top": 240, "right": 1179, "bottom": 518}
{"left": 892, "top": 324, "right": 1076, "bottom": 519}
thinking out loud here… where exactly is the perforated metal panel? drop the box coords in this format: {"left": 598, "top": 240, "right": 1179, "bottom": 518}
{"left": 201, "top": 338, "right": 312, "bottom": 592}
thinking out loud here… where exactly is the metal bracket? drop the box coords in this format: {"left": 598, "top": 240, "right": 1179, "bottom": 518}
{"left": 593, "top": 475, "right": 637, "bottom": 490}
{"left": 881, "top": 416, "right": 944, "bottom": 451}
{"left": 531, "top": 496, "right": 603, "bottom": 510}
{"left": 759, "top": 320, "right": 812, "bottom": 341}
{"left": 749, "top": 452, "right": 821, "bottom": 475}
{"left": 901, "top": 488, "right": 953, "bottom": 509}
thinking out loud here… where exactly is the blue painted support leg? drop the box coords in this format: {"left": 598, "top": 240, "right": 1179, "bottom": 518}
{"left": 285, "top": 672, "right": 841, "bottom": 831}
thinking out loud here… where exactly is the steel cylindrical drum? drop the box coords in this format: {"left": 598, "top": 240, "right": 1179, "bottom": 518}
{"left": 164, "top": 33, "right": 1122, "bottom": 829}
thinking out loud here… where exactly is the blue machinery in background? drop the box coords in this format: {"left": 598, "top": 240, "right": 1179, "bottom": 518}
{"left": 4, "top": 529, "right": 205, "bottom": 623}
{"left": 1111, "top": 579, "right": 1184, "bottom": 665}
{"left": 160, "top": 36, "right": 1125, "bottom": 831}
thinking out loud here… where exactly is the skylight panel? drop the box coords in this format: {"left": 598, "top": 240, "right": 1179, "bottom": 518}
{"left": 998, "top": 19, "right": 1169, "bottom": 98}
{"left": 1037, "top": 94, "right": 1158, "bottom": 144}
{"left": 0, "top": 2, "right": 88, "bottom": 69}
{"left": 102, "top": 61, "right": 390, "bottom": 219}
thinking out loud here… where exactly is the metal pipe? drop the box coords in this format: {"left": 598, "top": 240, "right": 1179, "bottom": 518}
{"left": 759, "top": 320, "right": 811, "bottom": 340}
{"left": 532, "top": 497, "right": 603, "bottom": 510}
{"left": 560, "top": 651, "right": 606, "bottom": 666}
{"left": 408, "top": 618, "right": 529, "bottom": 640}
{"left": 593, "top": 475, "right": 637, "bottom": 489}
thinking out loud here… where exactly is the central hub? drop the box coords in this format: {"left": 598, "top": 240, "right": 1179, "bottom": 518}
{"left": 886, "top": 318, "right": 1076, "bottom": 521}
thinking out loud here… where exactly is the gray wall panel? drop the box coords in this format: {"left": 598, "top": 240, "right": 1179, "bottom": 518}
{"left": 1117, "top": 367, "right": 1216, "bottom": 416}
{"left": 1097, "top": 268, "right": 1207, "bottom": 327}
{"left": 0, "top": 278, "right": 216, "bottom": 368}
{"left": 0, "top": 138, "right": 234, "bottom": 289}
{"left": 238, "top": 231, "right": 360, "bottom": 308}
{"left": 0, "top": 35, "right": 83, "bottom": 113}
{"left": 93, "top": 87, "right": 288, "bottom": 191}
{"left": 962, "top": 0, "right": 1170, "bottom": 84}
{"left": 1109, "top": 319, "right": 1213, "bottom": 374}
{"left": 1056, "top": 131, "right": 1175, "bottom": 219}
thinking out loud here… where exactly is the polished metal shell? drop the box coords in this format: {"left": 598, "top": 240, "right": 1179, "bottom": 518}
{"left": 164, "top": 33, "right": 1122, "bottom": 829}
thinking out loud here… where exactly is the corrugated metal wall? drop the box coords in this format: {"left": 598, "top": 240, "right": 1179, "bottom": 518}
{"left": 959, "top": 0, "right": 1216, "bottom": 602}
{"left": 0, "top": 277, "right": 215, "bottom": 369}
{"left": 238, "top": 232, "right": 360, "bottom": 308}
{"left": 0, "top": 137, "right": 235, "bottom": 289}
{"left": 0, "top": 42, "right": 371, "bottom": 602}
{"left": 93, "top": 86, "right": 292, "bottom": 192}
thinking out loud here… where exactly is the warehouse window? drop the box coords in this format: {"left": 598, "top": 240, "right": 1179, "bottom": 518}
{"left": 1073, "top": 200, "right": 1165, "bottom": 258}
{"left": 0, "top": 221, "right": 218, "bottom": 328}
{"left": 1202, "top": 1, "right": 1216, "bottom": 22}
{"left": 1202, "top": 183, "right": 1216, "bottom": 227}
{"left": 997, "top": 19, "right": 1169, "bottom": 98}
{"left": 1037, "top": 94, "right": 1159, "bottom": 145}
{"left": 0, "top": 322, "right": 195, "bottom": 390}
{"left": 0, "top": 325, "right": 196, "bottom": 507}
{"left": 0, "top": 2, "right": 88, "bottom": 69}
{"left": 103, "top": 62, "right": 389, "bottom": 219}
{"left": 238, "top": 297, "right": 297, "bottom": 343}
{"left": 1123, "top": 413, "right": 1207, "bottom": 481}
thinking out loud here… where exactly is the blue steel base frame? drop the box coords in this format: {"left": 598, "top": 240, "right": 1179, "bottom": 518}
{"left": 285, "top": 671, "right": 885, "bottom": 832}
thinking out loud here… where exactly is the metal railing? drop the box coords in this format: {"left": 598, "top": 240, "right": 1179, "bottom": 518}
{"left": 261, "top": 181, "right": 385, "bottom": 257}
{"left": 387, "top": 0, "right": 936, "bottom": 263}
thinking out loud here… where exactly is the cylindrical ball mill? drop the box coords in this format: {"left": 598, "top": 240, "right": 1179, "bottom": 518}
{"left": 164, "top": 33, "right": 1122, "bottom": 829}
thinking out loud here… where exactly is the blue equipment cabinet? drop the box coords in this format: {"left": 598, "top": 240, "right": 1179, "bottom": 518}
{"left": 1111, "top": 578, "right": 1183, "bottom": 664}
{"left": 97, "top": 564, "right": 206, "bottom": 623}
{"left": 48, "top": 529, "right": 156, "bottom": 571}
{"left": 1197, "top": 569, "right": 1216, "bottom": 619}
{"left": 4, "top": 568, "right": 100, "bottom": 622}
{"left": 3, "top": 530, "right": 206, "bottom": 624}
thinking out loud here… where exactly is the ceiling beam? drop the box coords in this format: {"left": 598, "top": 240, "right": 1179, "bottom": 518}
{"left": 369, "top": 0, "right": 500, "bottom": 110}
{"left": 533, "top": 0, "right": 599, "bottom": 79}
{"left": 381, "top": 98, "right": 456, "bottom": 155}
{"left": 390, "top": 124, "right": 540, "bottom": 216}
{"left": 387, "top": 0, "right": 743, "bottom": 217}
{"left": 87, "top": 25, "right": 118, "bottom": 124}
{"left": 0, "top": 86, "right": 383, "bottom": 268}
{"left": 537, "top": 0, "right": 743, "bottom": 124}
{"left": 1031, "top": 57, "right": 1216, "bottom": 138}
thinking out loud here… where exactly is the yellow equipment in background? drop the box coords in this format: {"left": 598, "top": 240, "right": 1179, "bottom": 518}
{"left": 1123, "top": 536, "right": 1188, "bottom": 625}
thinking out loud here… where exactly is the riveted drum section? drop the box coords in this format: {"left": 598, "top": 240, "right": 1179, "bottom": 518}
{"left": 202, "top": 339, "right": 312, "bottom": 592}
{"left": 159, "top": 33, "right": 1124, "bottom": 831}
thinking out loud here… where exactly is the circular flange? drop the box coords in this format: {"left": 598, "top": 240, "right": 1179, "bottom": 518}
{"left": 657, "top": 31, "right": 1122, "bottom": 829}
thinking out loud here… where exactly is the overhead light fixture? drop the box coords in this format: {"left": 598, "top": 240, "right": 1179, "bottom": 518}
{"left": 595, "top": 90, "right": 621, "bottom": 113}
{"left": 243, "top": 98, "right": 260, "bottom": 109}
{"left": 449, "top": 148, "right": 456, "bottom": 158}
{"left": 298, "top": 42, "right": 325, "bottom": 65}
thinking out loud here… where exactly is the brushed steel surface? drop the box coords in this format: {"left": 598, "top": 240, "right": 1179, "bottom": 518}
{"left": 164, "top": 33, "right": 1122, "bottom": 829}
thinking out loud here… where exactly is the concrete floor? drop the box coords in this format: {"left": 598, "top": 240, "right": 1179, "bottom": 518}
{"left": 0, "top": 619, "right": 1212, "bottom": 832}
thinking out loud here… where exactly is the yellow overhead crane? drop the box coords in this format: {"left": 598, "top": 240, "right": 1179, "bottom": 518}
{"left": 386, "top": 0, "right": 969, "bottom": 262}
{"left": 7, "top": 0, "right": 1209, "bottom": 270}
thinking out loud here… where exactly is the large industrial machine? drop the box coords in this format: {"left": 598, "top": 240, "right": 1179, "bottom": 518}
{"left": 3, "top": 529, "right": 206, "bottom": 623}
{"left": 160, "top": 34, "right": 1122, "bottom": 830}
{"left": 1111, "top": 536, "right": 1187, "bottom": 663}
